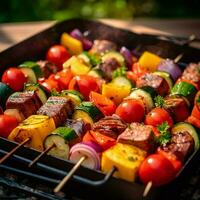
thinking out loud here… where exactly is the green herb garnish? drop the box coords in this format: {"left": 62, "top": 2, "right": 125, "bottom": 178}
{"left": 83, "top": 51, "right": 101, "bottom": 66}
{"left": 156, "top": 121, "right": 171, "bottom": 146}
{"left": 112, "top": 66, "right": 127, "bottom": 79}
{"left": 154, "top": 95, "right": 165, "bottom": 108}
{"left": 51, "top": 89, "right": 60, "bottom": 96}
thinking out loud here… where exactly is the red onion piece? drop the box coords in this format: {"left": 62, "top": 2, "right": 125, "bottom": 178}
{"left": 81, "top": 141, "right": 103, "bottom": 153}
{"left": 70, "top": 29, "right": 83, "bottom": 41}
{"left": 82, "top": 38, "right": 93, "bottom": 50}
{"left": 70, "top": 143, "right": 100, "bottom": 170}
{"left": 157, "top": 59, "right": 182, "bottom": 81}
{"left": 120, "top": 47, "right": 133, "bottom": 68}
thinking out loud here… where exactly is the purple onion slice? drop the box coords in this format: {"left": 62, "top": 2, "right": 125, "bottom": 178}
{"left": 70, "top": 143, "right": 100, "bottom": 170}
{"left": 120, "top": 46, "right": 133, "bottom": 68}
{"left": 157, "top": 59, "right": 182, "bottom": 81}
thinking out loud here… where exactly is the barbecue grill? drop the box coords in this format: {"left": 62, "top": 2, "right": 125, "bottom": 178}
{"left": 0, "top": 19, "right": 200, "bottom": 200}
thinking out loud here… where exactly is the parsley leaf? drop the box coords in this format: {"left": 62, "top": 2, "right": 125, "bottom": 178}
{"left": 51, "top": 89, "right": 60, "bottom": 96}
{"left": 82, "top": 51, "right": 101, "bottom": 66}
{"left": 154, "top": 95, "right": 165, "bottom": 108}
{"left": 112, "top": 66, "right": 127, "bottom": 79}
{"left": 155, "top": 121, "right": 171, "bottom": 146}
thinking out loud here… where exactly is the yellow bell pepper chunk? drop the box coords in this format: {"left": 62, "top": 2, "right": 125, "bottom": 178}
{"left": 61, "top": 32, "right": 83, "bottom": 55}
{"left": 102, "top": 83, "right": 131, "bottom": 105}
{"left": 8, "top": 115, "right": 56, "bottom": 151}
{"left": 63, "top": 56, "right": 90, "bottom": 75}
{"left": 139, "top": 51, "right": 163, "bottom": 72}
{"left": 101, "top": 143, "right": 146, "bottom": 182}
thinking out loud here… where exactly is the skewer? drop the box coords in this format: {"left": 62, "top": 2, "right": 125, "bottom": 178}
{"left": 0, "top": 137, "right": 31, "bottom": 164}
{"left": 28, "top": 143, "right": 56, "bottom": 168}
{"left": 143, "top": 181, "right": 152, "bottom": 197}
{"left": 174, "top": 53, "right": 184, "bottom": 63}
{"left": 54, "top": 156, "right": 87, "bottom": 193}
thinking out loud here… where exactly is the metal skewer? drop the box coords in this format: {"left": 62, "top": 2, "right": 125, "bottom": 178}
{"left": 54, "top": 156, "right": 87, "bottom": 193}
{"left": 28, "top": 143, "right": 56, "bottom": 168}
{"left": 0, "top": 137, "right": 31, "bottom": 164}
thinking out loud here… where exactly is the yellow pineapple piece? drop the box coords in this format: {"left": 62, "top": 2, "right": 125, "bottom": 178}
{"left": 101, "top": 143, "right": 146, "bottom": 182}
{"left": 8, "top": 115, "right": 56, "bottom": 151}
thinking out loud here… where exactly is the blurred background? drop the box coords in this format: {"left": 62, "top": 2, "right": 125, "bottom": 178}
{"left": 0, "top": 0, "right": 200, "bottom": 23}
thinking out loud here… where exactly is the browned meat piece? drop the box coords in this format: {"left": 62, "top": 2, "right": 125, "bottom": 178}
{"left": 181, "top": 63, "right": 200, "bottom": 87}
{"left": 6, "top": 91, "right": 42, "bottom": 118}
{"left": 159, "top": 131, "right": 194, "bottom": 162}
{"left": 37, "top": 96, "right": 73, "bottom": 127}
{"left": 97, "top": 58, "right": 120, "bottom": 81}
{"left": 164, "top": 95, "right": 190, "bottom": 122}
{"left": 92, "top": 115, "right": 127, "bottom": 139}
{"left": 117, "top": 122, "right": 154, "bottom": 152}
{"left": 90, "top": 40, "right": 117, "bottom": 55}
{"left": 37, "top": 60, "right": 58, "bottom": 78}
{"left": 136, "top": 73, "right": 169, "bottom": 96}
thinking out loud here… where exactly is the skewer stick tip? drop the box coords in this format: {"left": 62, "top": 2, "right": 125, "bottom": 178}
{"left": 143, "top": 181, "right": 153, "bottom": 197}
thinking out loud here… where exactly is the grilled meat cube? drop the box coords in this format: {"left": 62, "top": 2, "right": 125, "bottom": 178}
{"left": 136, "top": 73, "right": 169, "bottom": 96}
{"left": 37, "top": 60, "right": 58, "bottom": 78}
{"left": 92, "top": 115, "right": 127, "bottom": 139}
{"left": 97, "top": 58, "right": 120, "bottom": 81}
{"left": 90, "top": 40, "right": 117, "bottom": 55}
{"left": 37, "top": 96, "right": 73, "bottom": 126}
{"left": 164, "top": 95, "right": 190, "bottom": 122}
{"left": 159, "top": 131, "right": 194, "bottom": 162}
{"left": 181, "top": 63, "right": 200, "bottom": 87}
{"left": 117, "top": 122, "right": 154, "bottom": 152}
{"left": 6, "top": 91, "right": 42, "bottom": 118}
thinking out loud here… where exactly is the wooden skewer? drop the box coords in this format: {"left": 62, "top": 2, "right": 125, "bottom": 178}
{"left": 0, "top": 137, "right": 31, "bottom": 164}
{"left": 54, "top": 156, "right": 87, "bottom": 193}
{"left": 28, "top": 143, "right": 56, "bottom": 168}
{"left": 174, "top": 53, "right": 184, "bottom": 63}
{"left": 143, "top": 181, "right": 152, "bottom": 197}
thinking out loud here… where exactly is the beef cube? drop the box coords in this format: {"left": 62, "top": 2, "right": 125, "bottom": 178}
{"left": 159, "top": 131, "right": 194, "bottom": 162}
{"left": 164, "top": 95, "right": 190, "bottom": 122}
{"left": 92, "top": 115, "right": 127, "bottom": 139}
{"left": 6, "top": 91, "right": 42, "bottom": 118}
{"left": 37, "top": 60, "right": 58, "bottom": 78}
{"left": 98, "top": 58, "right": 121, "bottom": 81}
{"left": 90, "top": 40, "right": 117, "bottom": 55}
{"left": 37, "top": 96, "right": 73, "bottom": 126}
{"left": 181, "top": 63, "right": 200, "bottom": 87}
{"left": 136, "top": 73, "right": 169, "bottom": 96}
{"left": 117, "top": 122, "right": 154, "bottom": 152}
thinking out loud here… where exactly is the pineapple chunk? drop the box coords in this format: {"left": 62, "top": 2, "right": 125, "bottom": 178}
{"left": 139, "top": 51, "right": 163, "bottom": 72}
{"left": 61, "top": 32, "right": 83, "bottom": 55}
{"left": 8, "top": 115, "right": 56, "bottom": 151}
{"left": 101, "top": 143, "right": 146, "bottom": 182}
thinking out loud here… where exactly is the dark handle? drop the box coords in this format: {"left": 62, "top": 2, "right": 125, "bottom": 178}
{"left": 0, "top": 149, "right": 116, "bottom": 187}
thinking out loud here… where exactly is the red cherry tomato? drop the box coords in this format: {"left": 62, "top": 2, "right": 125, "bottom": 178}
{"left": 54, "top": 69, "right": 73, "bottom": 90}
{"left": 2, "top": 68, "right": 26, "bottom": 91}
{"left": 46, "top": 45, "right": 70, "bottom": 71}
{"left": 0, "top": 114, "right": 18, "bottom": 138}
{"left": 139, "top": 154, "right": 176, "bottom": 186}
{"left": 68, "top": 75, "right": 100, "bottom": 100}
{"left": 145, "top": 107, "right": 173, "bottom": 127}
{"left": 115, "top": 99, "right": 145, "bottom": 123}
{"left": 89, "top": 91, "right": 116, "bottom": 116}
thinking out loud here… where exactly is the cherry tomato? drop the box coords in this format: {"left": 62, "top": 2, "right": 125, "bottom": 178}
{"left": 89, "top": 91, "right": 116, "bottom": 116}
{"left": 0, "top": 114, "right": 18, "bottom": 138}
{"left": 145, "top": 107, "right": 173, "bottom": 127}
{"left": 115, "top": 99, "right": 145, "bottom": 123}
{"left": 68, "top": 75, "right": 100, "bottom": 100}
{"left": 46, "top": 45, "right": 70, "bottom": 71}
{"left": 54, "top": 69, "right": 73, "bottom": 90}
{"left": 2, "top": 68, "right": 26, "bottom": 91}
{"left": 139, "top": 154, "right": 176, "bottom": 186}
